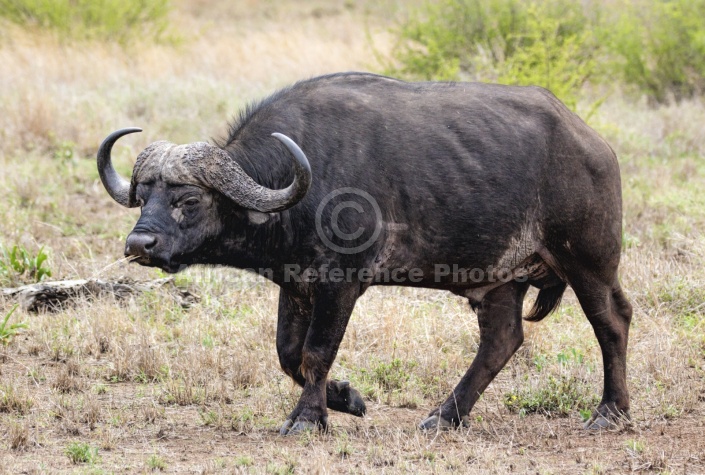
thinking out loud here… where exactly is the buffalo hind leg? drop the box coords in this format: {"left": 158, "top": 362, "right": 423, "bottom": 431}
{"left": 570, "top": 277, "right": 632, "bottom": 429}
{"left": 277, "top": 286, "right": 365, "bottom": 435}
{"left": 420, "top": 280, "right": 529, "bottom": 430}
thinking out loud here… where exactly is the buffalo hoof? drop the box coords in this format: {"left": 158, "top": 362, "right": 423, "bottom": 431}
{"left": 583, "top": 414, "right": 617, "bottom": 430}
{"left": 279, "top": 418, "right": 322, "bottom": 436}
{"left": 327, "top": 380, "right": 366, "bottom": 417}
{"left": 583, "top": 406, "right": 630, "bottom": 430}
{"left": 419, "top": 411, "right": 471, "bottom": 431}
{"left": 418, "top": 414, "right": 454, "bottom": 431}
{"left": 419, "top": 414, "right": 471, "bottom": 431}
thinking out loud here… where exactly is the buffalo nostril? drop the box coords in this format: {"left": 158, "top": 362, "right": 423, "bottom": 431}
{"left": 125, "top": 233, "right": 157, "bottom": 257}
{"left": 143, "top": 237, "right": 157, "bottom": 250}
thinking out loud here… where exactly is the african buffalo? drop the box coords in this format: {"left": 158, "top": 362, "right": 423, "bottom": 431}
{"left": 97, "top": 72, "right": 632, "bottom": 434}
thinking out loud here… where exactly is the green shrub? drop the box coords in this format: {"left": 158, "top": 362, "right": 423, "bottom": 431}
{"left": 601, "top": 0, "right": 705, "bottom": 103}
{"left": 389, "top": 0, "right": 705, "bottom": 105}
{"left": 389, "top": 0, "right": 596, "bottom": 109}
{"left": 392, "top": 0, "right": 532, "bottom": 80}
{"left": 494, "top": 3, "right": 595, "bottom": 110}
{"left": 0, "top": 0, "right": 171, "bottom": 44}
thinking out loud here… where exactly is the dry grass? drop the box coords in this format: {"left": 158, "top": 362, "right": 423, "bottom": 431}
{"left": 1, "top": 0, "right": 705, "bottom": 473}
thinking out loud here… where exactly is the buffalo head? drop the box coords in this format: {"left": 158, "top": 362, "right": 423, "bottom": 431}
{"left": 97, "top": 128, "right": 311, "bottom": 272}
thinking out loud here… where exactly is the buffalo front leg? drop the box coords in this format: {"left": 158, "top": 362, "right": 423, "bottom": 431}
{"left": 276, "top": 290, "right": 366, "bottom": 422}
{"left": 276, "top": 290, "right": 312, "bottom": 384}
{"left": 278, "top": 285, "right": 362, "bottom": 435}
{"left": 420, "top": 280, "right": 529, "bottom": 430}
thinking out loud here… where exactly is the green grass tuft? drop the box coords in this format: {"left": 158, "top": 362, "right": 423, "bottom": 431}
{"left": 0, "top": 244, "right": 52, "bottom": 287}
{"left": 0, "top": 305, "right": 28, "bottom": 346}
{"left": 504, "top": 374, "right": 600, "bottom": 417}
{"left": 146, "top": 453, "right": 167, "bottom": 471}
{"left": 65, "top": 441, "right": 99, "bottom": 464}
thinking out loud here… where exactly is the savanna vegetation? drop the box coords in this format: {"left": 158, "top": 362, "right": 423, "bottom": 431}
{"left": 0, "top": 0, "right": 704, "bottom": 473}
{"left": 388, "top": 0, "right": 705, "bottom": 107}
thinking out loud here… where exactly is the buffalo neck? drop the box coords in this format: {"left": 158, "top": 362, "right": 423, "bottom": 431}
{"left": 203, "top": 207, "right": 303, "bottom": 284}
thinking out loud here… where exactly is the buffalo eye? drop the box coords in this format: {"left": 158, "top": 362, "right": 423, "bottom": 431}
{"left": 180, "top": 197, "right": 200, "bottom": 207}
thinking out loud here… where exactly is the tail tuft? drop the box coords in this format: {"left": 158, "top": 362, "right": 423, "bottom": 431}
{"left": 524, "top": 282, "right": 567, "bottom": 322}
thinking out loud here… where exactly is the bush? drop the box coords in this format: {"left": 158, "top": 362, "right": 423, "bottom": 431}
{"left": 601, "top": 0, "right": 705, "bottom": 103}
{"left": 389, "top": 0, "right": 705, "bottom": 105}
{"left": 0, "top": 0, "right": 170, "bottom": 44}
{"left": 389, "top": 0, "right": 596, "bottom": 109}
{"left": 493, "top": 3, "right": 595, "bottom": 110}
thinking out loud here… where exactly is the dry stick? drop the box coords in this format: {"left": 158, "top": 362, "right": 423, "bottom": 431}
{"left": 34, "top": 221, "right": 63, "bottom": 233}
{"left": 276, "top": 376, "right": 290, "bottom": 419}
{"left": 90, "top": 256, "right": 139, "bottom": 280}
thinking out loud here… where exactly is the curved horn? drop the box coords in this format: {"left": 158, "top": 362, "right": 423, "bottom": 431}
{"left": 204, "top": 133, "right": 312, "bottom": 213}
{"left": 264, "top": 133, "right": 312, "bottom": 211}
{"left": 97, "top": 127, "right": 142, "bottom": 208}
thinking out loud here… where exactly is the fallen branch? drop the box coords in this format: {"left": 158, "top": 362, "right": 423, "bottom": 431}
{"left": 2, "top": 278, "right": 199, "bottom": 312}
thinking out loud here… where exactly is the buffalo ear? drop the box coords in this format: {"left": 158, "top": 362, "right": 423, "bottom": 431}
{"left": 247, "top": 210, "right": 271, "bottom": 224}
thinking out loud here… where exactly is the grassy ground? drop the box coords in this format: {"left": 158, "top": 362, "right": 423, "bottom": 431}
{"left": 1, "top": 1, "right": 704, "bottom": 473}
